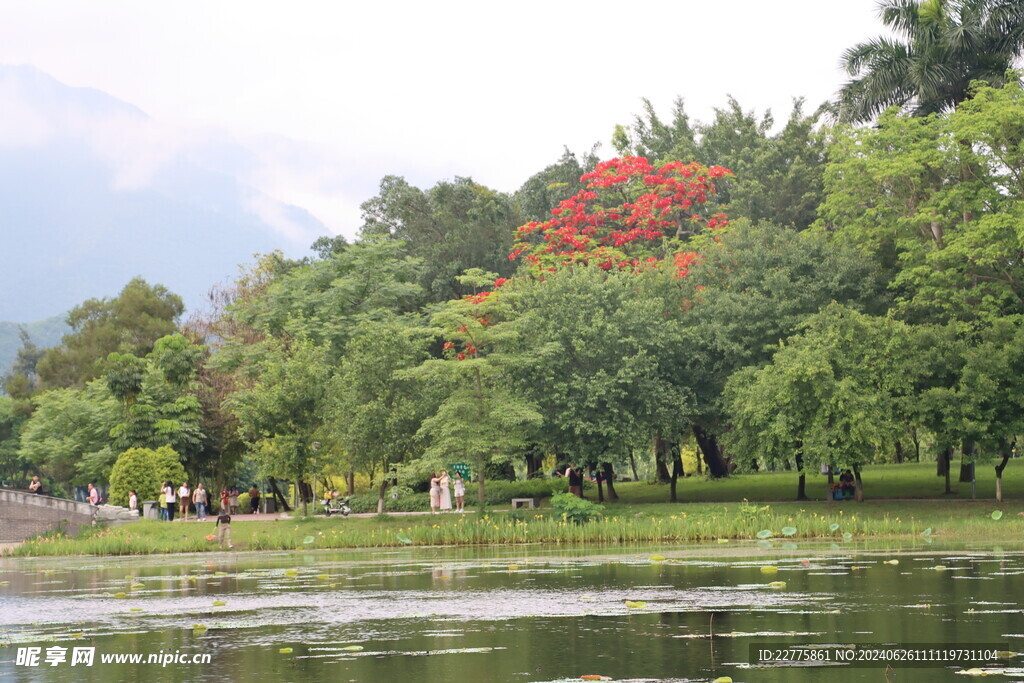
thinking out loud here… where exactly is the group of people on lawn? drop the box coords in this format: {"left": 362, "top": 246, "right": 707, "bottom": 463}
{"left": 152, "top": 482, "right": 262, "bottom": 521}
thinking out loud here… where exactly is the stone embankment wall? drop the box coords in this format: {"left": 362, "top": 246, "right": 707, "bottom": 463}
{"left": 0, "top": 488, "right": 98, "bottom": 541}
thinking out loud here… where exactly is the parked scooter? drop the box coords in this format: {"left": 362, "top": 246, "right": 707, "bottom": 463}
{"left": 322, "top": 496, "right": 351, "bottom": 517}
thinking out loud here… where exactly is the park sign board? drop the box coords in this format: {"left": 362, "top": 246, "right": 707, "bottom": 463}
{"left": 450, "top": 463, "right": 471, "bottom": 479}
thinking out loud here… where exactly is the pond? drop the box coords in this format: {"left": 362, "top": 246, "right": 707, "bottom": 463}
{"left": 1, "top": 541, "right": 1022, "bottom": 681}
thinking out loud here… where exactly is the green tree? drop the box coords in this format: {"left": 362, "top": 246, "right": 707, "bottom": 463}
{"left": 36, "top": 278, "right": 184, "bottom": 388}
{"left": 226, "top": 340, "right": 330, "bottom": 515}
{"left": 678, "top": 221, "right": 889, "bottom": 475}
{"left": 322, "top": 317, "right": 434, "bottom": 513}
{"left": 724, "top": 305, "right": 911, "bottom": 498}
{"left": 819, "top": 80, "right": 1024, "bottom": 323}
{"left": 360, "top": 176, "right": 520, "bottom": 302}
{"left": 500, "top": 266, "right": 693, "bottom": 500}
{"left": 18, "top": 381, "right": 120, "bottom": 485}
{"left": 835, "top": 0, "right": 1024, "bottom": 122}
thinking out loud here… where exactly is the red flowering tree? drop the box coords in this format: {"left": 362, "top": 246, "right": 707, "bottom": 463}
{"left": 510, "top": 156, "right": 732, "bottom": 275}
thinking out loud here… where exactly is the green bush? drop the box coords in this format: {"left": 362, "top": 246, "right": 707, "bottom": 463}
{"left": 551, "top": 492, "right": 604, "bottom": 524}
{"left": 237, "top": 492, "right": 250, "bottom": 512}
{"left": 107, "top": 446, "right": 186, "bottom": 507}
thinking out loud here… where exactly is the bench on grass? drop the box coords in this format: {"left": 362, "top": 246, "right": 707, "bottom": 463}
{"left": 511, "top": 498, "right": 538, "bottom": 509}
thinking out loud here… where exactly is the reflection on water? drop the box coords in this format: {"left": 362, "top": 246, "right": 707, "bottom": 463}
{"left": 1, "top": 541, "right": 1022, "bottom": 681}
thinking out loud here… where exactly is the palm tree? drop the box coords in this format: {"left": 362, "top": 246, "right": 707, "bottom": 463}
{"left": 835, "top": 0, "right": 1024, "bottom": 123}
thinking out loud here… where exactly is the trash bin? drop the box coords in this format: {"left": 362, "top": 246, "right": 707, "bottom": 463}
{"left": 261, "top": 498, "right": 276, "bottom": 514}
{"left": 142, "top": 501, "right": 159, "bottom": 520}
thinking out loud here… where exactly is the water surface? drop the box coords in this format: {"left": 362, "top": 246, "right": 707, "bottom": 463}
{"left": 2, "top": 541, "right": 1022, "bottom": 681}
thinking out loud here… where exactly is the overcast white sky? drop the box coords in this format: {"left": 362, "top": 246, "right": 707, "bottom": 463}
{"left": 0, "top": 0, "right": 884, "bottom": 238}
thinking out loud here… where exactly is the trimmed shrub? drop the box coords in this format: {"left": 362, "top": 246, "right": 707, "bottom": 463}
{"left": 107, "top": 446, "right": 186, "bottom": 507}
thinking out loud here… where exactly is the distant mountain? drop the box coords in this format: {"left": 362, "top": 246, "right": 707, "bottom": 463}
{"left": 0, "top": 315, "right": 68, "bottom": 374}
{"left": 0, "top": 65, "right": 335, "bottom": 322}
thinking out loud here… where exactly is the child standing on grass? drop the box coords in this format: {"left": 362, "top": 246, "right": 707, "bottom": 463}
{"left": 214, "top": 511, "right": 232, "bottom": 548}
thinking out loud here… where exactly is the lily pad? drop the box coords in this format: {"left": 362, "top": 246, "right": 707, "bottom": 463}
{"left": 991, "top": 510, "right": 1004, "bottom": 521}
{"left": 829, "top": 523, "right": 840, "bottom": 532}
{"left": 781, "top": 526, "right": 797, "bottom": 536}
{"left": 113, "top": 592, "right": 127, "bottom": 599}
{"left": 340, "top": 645, "right": 364, "bottom": 652}
{"left": 716, "top": 538, "right": 729, "bottom": 544}
{"left": 842, "top": 532, "right": 853, "bottom": 540}
{"left": 279, "top": 647, "right": 293, "bottom": 654}
{"left": 759, "top": 566, "right": 779, "bottom": 574}
{"left": 624, "top": 600, "right": 647, "bottom": 609}
{"left": 714, "top": 678, "right": 734, "bottom": 683}
{"left": 768, "top": 581, "right": 786, "bottom": 589}
{"left": 933, "top": 565, "right": 948, "bottom": 571}
{"left": 303, "top": 536, "right": 315, "bottom": 544}
{"left": 756, "top": 529, "right": 773, "bottom": 539}
{"left": 884, "top": 559, "right": 899, "bottom": 565}
{"left": 213, "top": 600, "right": 226, "bottom": 606}
{"left": 648, "top": 554, "right": 666, "bottom": 562}
{"left": 921, "top": 528, "right": 933, "bottom": 536}
{"left": 396, "top": 533, "right": 413, "bottom": 545}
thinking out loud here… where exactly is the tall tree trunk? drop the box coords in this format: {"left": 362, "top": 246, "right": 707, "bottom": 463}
{"left": 958, "top": 441, "right": 975, "bottom": 484}
{"left": 653, "top": 436, "right": 671, "bottom": 482}
{"left": 894, "top": 440, "right": 904, "bottom": 464}
{"left": 692, "top": 425, "right": 729, "bottom": 478}
{"left": 939, "top": 448, "right": 953, "bottom": 494}
{"left": 347, "top": 470, "right": 355, "bottom": 496}
{"left": 794, "top": 445, "right": 807, "bottom": 501}
{"left": 670, "top": 446, "right": 684, "bottom": 503}
{"left": 476, "top": 454, "right": 486, "bottom": 504}
{"left": 602, "top": 462, "right": 618, "bottom": 501}
{"left": 628, "top": 448, "right": 639, "bottom": 482}
{"left": 377, "top": 481, "right": 387, "bottom": 514}
{"left": 524, "top": 446, "right": 542, "bottom": 478}
{"left": 852, "top": 464, "right": 864, "bottom": 502}
{"left": 593, "top": 467, "right": 604, "bottom": 503}
{"left": 995, "top": 440, "right": 1011, "bottom": 502}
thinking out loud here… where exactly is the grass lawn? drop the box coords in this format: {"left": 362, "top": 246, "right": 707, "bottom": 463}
{"left": 602, "top": 460, "right": 1023, "bottom": 504}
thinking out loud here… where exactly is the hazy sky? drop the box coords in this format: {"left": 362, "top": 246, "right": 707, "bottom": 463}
{"left": 0, "top": 0, "right": 884, "bottom": 237}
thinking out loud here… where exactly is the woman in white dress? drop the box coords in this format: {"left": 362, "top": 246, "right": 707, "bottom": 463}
{"left": 429, "top": 473, "right": 440, "bottom": 514}
{"left": 439, "top": 470, "right": 452, "bottom": 512}
{"left": 453, "top": 473, "right": 465, "bottom": 512}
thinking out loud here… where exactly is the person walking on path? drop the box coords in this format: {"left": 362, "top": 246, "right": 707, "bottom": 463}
{"left": 453, "top": 473, "right": 466, "bottom": 512}
{"left": 229, "top": 486, "right": 240, "bottom": 514}
{"left": 249, "top": 485, "right": 261, "bottom": 514}
{"left": 220, "top": 489, "right": 229, "bottom": 515}
{"left": 214, "top": 511, "right": 232, "bottom": 549}
{"left": 163, "top": 481, "right": 176, "bottom": 521}
{"left": 178, "top": 481, "right": 191, "bottom": 520}
{"left": 28, "top": 476, "right": 42, "bottom": 494}
{"left": 128, "top": 490, "right": 138, "bottom": 513}
{"left": 439, "top": 470, "right": 452, "bottom": 512}
{"left": 429, "top": 472, "right": 441, "bottom": 514}
{"left": 87, "top": 483, "right": 100, "bottom": 506}
{"left": 193, "top": 483, "right": 208, "bottom": 521}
